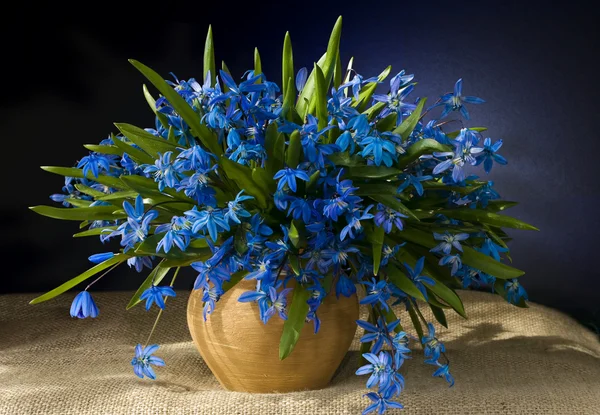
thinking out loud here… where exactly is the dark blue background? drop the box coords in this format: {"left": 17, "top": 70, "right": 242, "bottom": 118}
{"left": 3, "top": 1, "right": 598, "bottom": 327}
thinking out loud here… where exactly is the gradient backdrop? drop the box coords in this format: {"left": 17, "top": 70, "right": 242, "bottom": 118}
{"left": 3, "top": 2, "right": 598, "bottom": 327}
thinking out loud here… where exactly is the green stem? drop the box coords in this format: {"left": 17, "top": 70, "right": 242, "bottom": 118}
{"left": 144, "top": 267, "right": 180, "bottom": 347}
{"left": 84, "top": 262, "right": 121, "bottom": 291}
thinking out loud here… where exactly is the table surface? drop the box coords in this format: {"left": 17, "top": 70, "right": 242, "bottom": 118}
{"left": 1, "top": 290, "right": 599, "bottom": 415}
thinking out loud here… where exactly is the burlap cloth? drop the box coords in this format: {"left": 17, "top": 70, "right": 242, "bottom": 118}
{"left": 1, "top": 290, "right": 599, "bottom": 415}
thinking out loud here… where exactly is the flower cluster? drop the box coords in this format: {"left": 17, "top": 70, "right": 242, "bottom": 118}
{"left": 32, "top": 18, "right": 536, "bottom": 413}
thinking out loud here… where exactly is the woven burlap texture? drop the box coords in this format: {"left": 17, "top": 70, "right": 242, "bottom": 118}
{"left": 1, "top": 290, "right": 599, "bottom": 415}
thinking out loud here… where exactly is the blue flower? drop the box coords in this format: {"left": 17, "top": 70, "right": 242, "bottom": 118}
{"left": 131, "top": 344, "right": 165, "bottom": 380}
{"left": 77, "top": 152, "right": 113, "bottom": 178}
{"left": 263, "top": 286, "right": 293, "bottom": 322}
{"left": 273, "top": 167, "right": 310, "bottom": 192}
{"left": 175, "top": 145, "right": 215, "bottom": 171}
{"left": 362, "top": 389, "right": 404, "bottom": 415}
{"left": 432, "top": 137, "right": 483, "bottom": 183}
{"left": 185, "top": 206, "right": 230, "bottom": 242}
{"left": 191, "top": 261, "right": 230, "bottom": 290}
{"left": 176, "top": 168, "right": 218, "bottom": 207}
{"left": 201, "top": 281, "right": 224, "bottom": 321}
{"left": 392, "top": 331, "right": 412, "bottom": 368}
{"left": 70, "top": 291, "right": 99, "bottom": 319}
{"left": 505, "top": 279, "right": 528, "bottom": 304}
{"left": 287, "top": 197, "right": 313, "bottom": 223}
{"left": 118, "top": 198, "right": 158, "bottom": 252}
{"left": 224, "top": 190, "right": 253, "bottom": 224}
{"left": 478, "top": 237, "right": 509, "bottom": 261}
{"left": 430, "top": 232, "right": 469, "bottom": 254}
{"left": 88, "top": 252, "right": 114, "bottom": 264}
{"left": 439, "top": 254, "right": 463, "bottom": 275}
{"left": 359, "top": 134, "right": 397, "bottom": 167}
{"left": 155, "top": 216, "right": 193, "bottom": 253}
{"left": 339, "top": 71, "right": 379, "bottom": 100}
{"left": 421, "top": 322, "right": 446, "bottom": 363}
{"left": 295, "top": 67, "right": 308, "bottom": 92}
{"left": 434, "top": 78, "right": 485, "bottom": 120}
{"left": 373, "top": 203, "right": 408, "bottom": 233}
{"left": 126, "top": 257, "right": 153, "bottom": 274}
{"left": 341, "top": 205, "right": 374, "bottom": 241}
{"left": 355, "top": 351, "right": 392, "bottom": 389}
{"left": 360, "top": 278, "right": 392, "bottom": 311}
{"left": 336, "top": 274, "right": 357, "bottom": 298}
{"left": 432, "top": 363, "right": 455, "bottom": 387}
{"left": 356, "top": 317, "right": 400, "bottom": 354}
{"left": 373, "top": 71, "right": 416, "bottom": 125}
{"left": 244, "top": 260, "right": 274, "bottom": 281}
{"left": 404, "top": 257, "right": 435, "bottom": 300}
{"left": 250, "top": 214, "right": 273, "bottom": 236}
{"left": 476, "top": 137, "right": 507, "bottom": 173}
{"left": 139, "top": 285, "right": 177, "bottom": 310}
{"left": 143, "top": 151, "right": 181, "bottom": 192}
{"left": 397, "top": 173, "right": 433, "bottom": 196}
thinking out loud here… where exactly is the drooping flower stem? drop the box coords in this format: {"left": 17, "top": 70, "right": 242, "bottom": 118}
{"left": 408, "top": 297, "right": 450, "bottom": 365}
{"left": 84, "top": 262, "right": 122, "bottom": 291}
{"left": 145, "top": 267, "right": 181, "bottom": 347}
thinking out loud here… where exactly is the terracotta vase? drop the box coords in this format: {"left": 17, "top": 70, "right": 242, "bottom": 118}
{"left": 187, "top": 279, "right": 359, "bottom": 393}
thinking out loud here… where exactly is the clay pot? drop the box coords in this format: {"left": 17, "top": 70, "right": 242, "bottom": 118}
{"left": 187, "top": 279, "right": 359, "bottom": 393}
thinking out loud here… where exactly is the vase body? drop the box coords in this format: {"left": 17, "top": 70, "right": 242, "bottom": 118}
{"left": 187, "top": 279, "right": 359, "bottom": 393}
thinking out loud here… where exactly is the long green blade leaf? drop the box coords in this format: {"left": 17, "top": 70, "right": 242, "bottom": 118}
{"left": 393, "top": 97, "right": 427, "bottom": 141}
{"left": 30, "top": 205, "right": 126, "bottom": 221}
{"left": 129, "top": 59, "right": 221, "bottom": 157}
{"left": 30, "top": 255, "right": 126, "bottom": 304}
{"left": 115, "top": 123, "right": 179, "bottom": 158}
{"left": 41, "top": 166, "right": 126, "bottom": 190}
{"left": 279, "top": 285, "right": 310, "bottom": 360}
{"left": 438, "top": 209, "right": 539, "bottom": 231}
{"left": 204, "top": 25, "right": 216, "bottom": 86}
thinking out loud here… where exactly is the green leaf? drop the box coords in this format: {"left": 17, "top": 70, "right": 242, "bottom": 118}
{"left": 30, "top": 255, "right": 126, "bottom": 304}
{"left": 438, "top": 209, "right": 539, "bottom": 231}
{"left": 286, "top": 130, "right": 302, "bottom": 168}
{"left": 386, "top": 263, "right": 426, "bottom": 301}
{"left": 265, "top": 122, "right": 285, "bottom": 176}
{"left": 485, "top": 200, "right": 519, "bottom": 212}
{"left": 204, "top": 25, "right": 216, "bottom": 86}
{"left": 289, "top": 220, "right": 307, "bottom": 248}
{"left": 327, "top": 152, "right": 365, "bottom": 167}
{"left": 41, "top": 166, "right": 126, "bottom": 190}
{"left": 370, "top": 194, "right": 419, "bottom": 221}
{"left": 429, "top": 304, "right": 448, "bottom": 328}
{"left": 115, "top": 123, "right": 179, "bottom": 158}
{"left": 83, "top": 144, "right": 122, "bottom": 156}
{"left": 313, "top": 63, "right": 328, "bottom": 129}
{"left": 374, "top": 113, "right": 397, "bottom": 132}
{"left": 461, "top": 246, "right": 525, "bottom": 279}
{"left": 354, "top": 65, "right": 392, "bottom": 112}
{"left": 111, "top": 136, "right": 155, "bottom": 165}
{"left": 282, "top": 32, "right": 295, "bottom": 102}
{"left": 355, "top": 183, "right": 401, "bottom": 196}
{"left": 397, "top": 227, "right": 525, "bottom": 279}
{"left": 288, "top": 255, "right": 301, "bottom": 276}
{"left": 279, "top": 285, "right": 311, "bottom": 360}
{"left": 30, "top": 205, "right": 126, "bottom": 221}
{"left": 424, "top": 277, "right": 467, "bottom": 318}
{"left": 74, "top": 184, "right": 106, "bottom": 198}
{"left": 296, "top": 16, "right": 342, "bottom": 115}
{"left": 446, "top": 127, "right": 487, "bottom": 139}
{"left": 126, "top": 263, "right": 171, "bottom": 310}
{"left": 407, "top": 304, "right": 424, "bottom": 341}
{"left": 120, "top": 175, "right": 194, "bottom": 203}
{"left": 221, "top": 61, "right": 232, "bottom": 93}
{"left": 222, "top": 270, "right": 246, "bottom": 293}
{"left": 252, "top": 167, "right": 275, "bottom": 196}
{"left": 333, "top": 51, "right": 343, "bottom": 89}
{"left": 129, "top": 59, "right": 221, "bottom": 157}
{"left": 73, "top": 226, "right": 116, "bottom": 238}
{"left": 393, "top": 97, "right": 427, "bottom": 141}
{"left": 219, "top": 157, "right": 268, "bottom": 209}
{"left": 368, "top": 225, "right": 385, "bottom": 276}
{"left": 143, "top": 84, "right": 169, "bottom": 128}
{"left": 254, "top": 47, "right": 262, "bottom": 78}
{"left": 346, "top": 165, "right": 401, "bottom": 179}
{"left": 398, "top": 139, "right": 451, "bottom": 168}
{"left": 96, "top": 190, "right": 138, "bottom": 201}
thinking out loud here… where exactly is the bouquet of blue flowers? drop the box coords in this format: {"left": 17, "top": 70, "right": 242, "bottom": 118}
{"left": 30, "top": 17, "right": 537, "bottom": 413}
